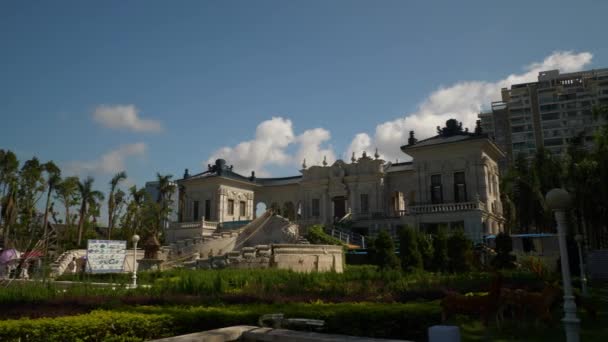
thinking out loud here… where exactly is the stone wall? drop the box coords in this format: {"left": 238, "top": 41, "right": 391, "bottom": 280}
{"left": 197, "top": 244, "right": 344, "bottom": 273}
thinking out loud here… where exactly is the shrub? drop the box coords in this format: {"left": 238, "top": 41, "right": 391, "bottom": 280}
{"left": 492, "top": 232, "right": 516, "bottom": 269}
{"left": 417, "top": 233, "right": 434, "bottom": 271}
{"left": 447, "top": 230, "right": 472, "bottom": 273}
{"left": 372, "top": 230, "right": 400, "bottom": 270}
{"left": 431, "top": 230, "right": 449, "bottom": 272}
{"left": 0, "top": 310, "right": 172, "bottom": 341}
{"left": 305, "top": 225, "right": 346, "bottom": 246}
{"left": 0, "top": 303, "right": 441, "bottom": 341}
{"left": 398, "top": 226, "right": 422, "bottom": 272}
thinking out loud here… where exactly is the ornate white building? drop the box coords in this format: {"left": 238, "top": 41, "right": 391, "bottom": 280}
{"left": 175, "top": 120, "right": 505, "bottom": 242}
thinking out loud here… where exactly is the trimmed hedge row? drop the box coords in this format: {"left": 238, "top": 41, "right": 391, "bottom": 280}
{"left": 0, "top": 310, "right": 172, "bottom": 342}
{"left": 0, "top": 302, "right": 442, "bottom": 341}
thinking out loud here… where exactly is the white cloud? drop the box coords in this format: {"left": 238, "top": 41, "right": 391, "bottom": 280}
{"left": 296, "top": 128, "right": 336, "bottom": 167}
{"left": 93, "top": 104, "right": 163, "bottom": 132}
{"left": 207, "top": 117, "right": 335, "bottom": 176}
{"left": 347, "top": 51, "right": 593, "bottom": 162}
{"left": 65, "top": 143, "right": 147, "bottom": 176}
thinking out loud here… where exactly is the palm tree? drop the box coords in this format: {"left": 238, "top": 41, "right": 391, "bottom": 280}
{"left": 121, "top": 185, "right": 147, "bottom": 245}
{"left": 154, "top": 173, "right": 176, "bottom": 236}
{"left": 76, "top": 177, "right": 104, "bottom": 246}
{"left": 54, "top": 176, "right": 80, "bottom": 229}
{"left": 107, "top": 171, "right": 127, "bottom": 239}
{"left": 41, "top": 161, "right": 61, "bottom": 249}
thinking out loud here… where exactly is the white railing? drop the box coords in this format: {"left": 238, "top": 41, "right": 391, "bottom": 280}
{"left": 408, "top": 201, "right": 484, "bottom": 214}
{"left": 170, "top": 218, "right": 218, "bottom": 230}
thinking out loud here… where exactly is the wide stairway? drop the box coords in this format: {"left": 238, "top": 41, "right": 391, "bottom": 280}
{"left": 164, "top": 210, "right": 305, "bottom": 265}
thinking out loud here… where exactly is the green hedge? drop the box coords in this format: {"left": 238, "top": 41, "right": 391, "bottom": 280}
{"left": 0, "top": 302, "right": 441, "bottom": 341}
{"left": 0, "top": 310, "right": 172, "bottom": 342}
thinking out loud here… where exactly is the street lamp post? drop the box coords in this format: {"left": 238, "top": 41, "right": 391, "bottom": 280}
{"left": 546, "top": 188, "right": 580, "bottom": 342}
{"left": 574, "top": 234, "right": 588, "bottom": 296}
{"left": 131, "top": 234, "right": 140, "bottom": 289}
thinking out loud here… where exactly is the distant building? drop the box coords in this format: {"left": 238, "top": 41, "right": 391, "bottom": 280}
{"left": 144, "top": 180, "right": 180, "bottom": 228}
{"left": 172, "top": 119, "right": 505, "bottom": 243}
{"left": 480, "top": 68, "right": 608, "bottom": 167}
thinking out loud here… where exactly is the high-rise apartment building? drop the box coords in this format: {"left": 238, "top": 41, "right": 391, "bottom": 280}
{"left": 480, "top": 68, "right": 608, "bottom": 167}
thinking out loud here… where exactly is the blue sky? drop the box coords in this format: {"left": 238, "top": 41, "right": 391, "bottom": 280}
{"left": 1, "top": 1, "right": 608, "bottom": 221}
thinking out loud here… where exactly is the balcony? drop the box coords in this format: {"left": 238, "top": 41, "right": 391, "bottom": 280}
{"left": 408, "top": 201, "right": 486, "bottom": 215}
{"left": 169, "top": 219, "right": 218, "bottom": 236}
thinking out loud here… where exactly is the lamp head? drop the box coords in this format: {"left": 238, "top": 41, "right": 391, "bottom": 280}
{"left": 545, "top": 188, "right": 571, "bottom": 211}
{"left": 132, "top": 234, "right": 140, "bottom": 243}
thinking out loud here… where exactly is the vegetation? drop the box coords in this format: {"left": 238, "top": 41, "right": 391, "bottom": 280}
{"left": 0, "top": 149, "right": 176, "bottom": 253}
{"left": 397, "top": 225, "right": 422, "bottom": 272}
{"left": 371, "top": 230, "right": 400, "bottom": 270}
{"left": 0, "top": 302, "right": 441, "bottom": 341}
{"left": 304, "top": 225, "right": 345, "bottom": 246}
{"left": 431, "top": 229, "right": 449, "bottom": 272}
{"left": 492, "top": 232, "right": 516, "bottom": 269}
{"left": 501, "top": 105, "right": 608, "bottom": 248}
{"left": 447, "top": 230, "right": 473, "bottom": 273}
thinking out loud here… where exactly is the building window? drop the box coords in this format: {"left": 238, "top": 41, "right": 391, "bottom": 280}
{"left": 360, "top": 194, "right": 369, "bottom": 214}
{"left": 227, "top": 199, "right": 234, "bottom": 215}
{"left": 193, "top": 200, "right": 199, "bottom": 221}
{"left": 240, "top": 201, "right": 246, "bottom": 216}
{"left": 454, "top": 172, "right": 467, "bottom": 203}
{"left": 430, "top": 174, "right": 443, "bottom": 204}
{"left": 205, "top": 200, "right": 211, "bottom": 220}
{"left": 312, "top": 198, "right": 320, "bottom": 217}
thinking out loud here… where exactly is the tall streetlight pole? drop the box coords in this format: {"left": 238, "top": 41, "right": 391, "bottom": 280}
{"left": 131, "top": 234, "right": 140, "bottom": 289}
{"left": 546, "top": 188, "right": 580, "bottom": 342}
{"left": 574, "top": 234, "right": 588, "bottom": 296}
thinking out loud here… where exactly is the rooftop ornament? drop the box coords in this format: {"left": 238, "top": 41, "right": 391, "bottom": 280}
{"left": 302, "top": 158, "right": 307, "bottom": 169}
{"left": 408, "top": 130, "right": 417, "bottom": 146}
{"left": 322, "top": 156, "right": 327, "bottom": 166}
{"left": 374, "top": 148, "right": 380, "bottom": 160}
{"left": 436, "top": 119, "right": 466, "bottom": 137}
{"left": 351, "top": 152, "right": 356, "bottom": 163}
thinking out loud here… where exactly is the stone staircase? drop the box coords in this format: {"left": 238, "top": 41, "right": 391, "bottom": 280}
{"left": 50, "top": 249, "right": 87, "bottom": 278}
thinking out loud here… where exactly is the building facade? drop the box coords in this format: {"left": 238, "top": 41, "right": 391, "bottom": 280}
{"left": 175, "top": 120, "right": 505, "bottom": 242}
{"left": 480, "top": 68, "right": 608, "bottom": 166}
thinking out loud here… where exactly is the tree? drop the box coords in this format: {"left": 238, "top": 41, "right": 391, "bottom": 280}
{"left": 16, "top": 158, "right": 46, "bottom": 247}
{"left": 417, "top": 232, "right": 434, "bottom": 271}
{"left": 76, "top": 177, "right": 104, "bottom": 246}
{"left": 431, "top": 230, "right": 449, "bottom": 272}
{"left": 372, "top": 230, "right": 400, "bottom": 270}
{"left": 41, "top": 161, "right": 61, "bottom": 251}
{"left": 398, "top": 225, "right": 422, "bottom": 272}
{"left": 0, "top": 149, "right": 19, "bottom": 245}
{"left": 447, "top": 230, "right": 472, "bottom": 273}
{"left": 119, "top": 185, "right": 148, "bottom": 246}
{"left": 54, "top": 176, "right": 80, "bottom": 228}
{"left": 107, "top": 171, "right": 127, "bottom": 239}
{"left": 151, "top": 173, "right": 176, "bottom": 237}
{"left": 491, "top": 232, "right": 516, "bottom": 269}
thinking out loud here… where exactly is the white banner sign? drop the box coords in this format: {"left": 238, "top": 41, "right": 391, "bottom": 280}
{"left": 86, "top": 239, "right": 127, "bottom": 273}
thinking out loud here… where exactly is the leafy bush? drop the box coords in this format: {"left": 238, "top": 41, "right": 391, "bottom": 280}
{"left": 447, "top": 230, "right": 472, "bottom": 272}
{"left": 372, "top": 230, "right": 400, "bottom": 270}
{"left": 431, "top": 230, "right": 449, "bottom": 272}
{"left": 417, "top": 233, "right": 434, "bottom": 271}
{"left": 398, "top": 226, "right": 422, "bottom": 272}
{"left": 0, "top": 302, "right": 441, "bottom": 341}
{"left": 0, "top": 310, "right": 172, "bottom": 341}
{"left": 305, "top": 225, "right": 346, "bottom": 246}
{"left": 492, "top": 232, "right": 516, "bottom": 269}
